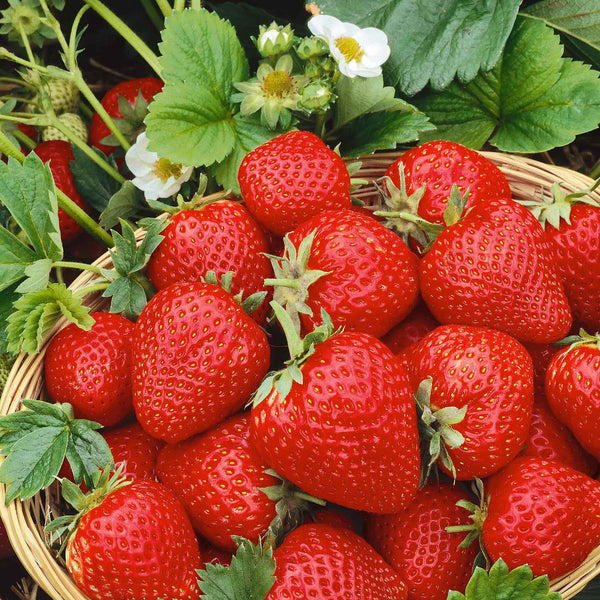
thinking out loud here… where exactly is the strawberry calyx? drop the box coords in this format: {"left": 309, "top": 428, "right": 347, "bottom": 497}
{"left": 203, "top": 270, "right": 267, "bottom": 315}
{"left": 252, "top": 301, "right": 335, "bottom": 407}
{"left": 264, "top": 231, "right": 331, "bottom": 334}
{"left": 446, "top": 478, "right": 489, "bottom": 551}
{"left": 415, "top": 377, "right": 467, "bottom": 484}
{"left": 519, "top": 177, "right": 600, "bottom": 230}
{"left": 45, "top": 463, "right": 131, "bottom": 552}
{"left": 99, "top": 91, "right": 151, "bottom": 147}
{"left": 553, "top": 328, "right": 600, "bottom": 353}
{"left": 260, "top": 468, "right": 326, "bottom": 546}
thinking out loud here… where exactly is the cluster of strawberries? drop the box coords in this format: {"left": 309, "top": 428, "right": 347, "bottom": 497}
{"left": 37, "top": 124, "right": 600, "bottom": 600}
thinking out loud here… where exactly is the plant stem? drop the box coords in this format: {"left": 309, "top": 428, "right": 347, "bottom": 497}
{"left": 591, "top": 159, "right": 600, "bottom": 181}
{"left": 314, "top": 111, "right": 326, "bottom": 139}
{"left": 191, "top": 0, "right": 202, "bottom": 9}
{"left": 173, "top": 0, "right": 185, "bottom": 11}
{"left": 53, "top": 261, "right": 104, "bottom": 275}
{"left": 0, "top": 129, "right": 25, "bottom": 162}
{"left": 140, "top": 0, "right": 165, "bottom": 31}
{"left": 74, "top": 281, "right": 111, "bottom": 297}
{"left": 12, "top": 128, "right": 36, "bottom": 150}
{"left": 17, "top": 25, "right": 36, "bottom": 64}
{"left": 0, "top": 48, "right": 52, "bottom": 75}
{"left": 154, "top": 0, "right": 173, "bottom": 19}
{"left": 81, "top": 0, "right": 163, "bottom": 78}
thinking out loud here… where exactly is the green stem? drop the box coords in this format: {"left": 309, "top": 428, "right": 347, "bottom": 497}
{"left": 0, "top": 129, "right": 25, "bottom": 162}
{"left": 173, "top": 0, "right": 185, "bottom": 10}
{"left": 73, "top": 71, "right": 131, "bottom": 151}
{"left": 191, "top": 0, "right": 201, "bottom": 9}
{"left": 53, "top": 261, "right": 104, "bottom": 275}
{"left": 12, "top": 128, "right": 36, "bottom": 150}
{"left": 81, "top": 0, "right": 163, "bottom": 78}
{"left": 590, "top": 159, "right": 600, "bottom": 181}
{"left": 292, "top": 491, "right": 326, "bottom": 506}
{"left": 154, "top": 0, "right": 173, "bottom": 19}
{"left": 50, "top": 115, "right": 125, "bottom": 183}
{"left": 74, "top": 281, "right": 111, "bottom": 297}
{"left": 263, "top": 278, "right": 300, "bottom": 289}
{"left": 17, "top": 24, "right": 36, "bottom": 64}
{"left": 55, "top": 266, "right": 64, "bottom": 284}
{"left": 131, "top": 271, "right": 157, "bottom": 299}
{"left": 140, "top": 0, "right": 165, "bottom": 31}
{"left": 0, "top": 48, "right": 52, "bottom": 75}
{"left": 314, "top": 111, "right": 326, "bottom": 139}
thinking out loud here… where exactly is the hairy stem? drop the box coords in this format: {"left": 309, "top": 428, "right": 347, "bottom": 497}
{"left": 12, "top": 128, "right": 36, "bottom": 150}
{"left": 154, "top": 0, "right": 173, "bottom": 19}
{"left": 173, "top": 0, "right": 186, "bottom": 10}
{"left": 74, "top": 281, "right": 111, "bottom": 297}
{"left": 590, "top": 158, "right": 600, "bottom": 181}
{"left": 53, "top": 261, "right": 104, "bottom": 275}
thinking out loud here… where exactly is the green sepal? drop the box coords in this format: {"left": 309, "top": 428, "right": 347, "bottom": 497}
{"left": 443, "top": 185, "right": 470, "bottom": 227}
{"left": 553, "top": 328, "right": 600, "bottom": 352}
{"left": 99, "top": 181, "right": 147, "bottom": 230}
{"left": 6, "top": 283, "right": 94, "bottom": 355}
{"left": 448, "top": 558, "right": 562, "bottom": 600}
{"left": 446, "top": 478, "right": 488, "bottom": 552}
{"left": 197, "top": 536, "right": 276, "bottom": 600}
{"left": 99, "top": 91, "right": 150, "bottom": 147}
{"left": 0, "top": 399, "right": 113, "bottom": 504}
{"left": 202, "top": 270, "right": 267, "bottom": 316}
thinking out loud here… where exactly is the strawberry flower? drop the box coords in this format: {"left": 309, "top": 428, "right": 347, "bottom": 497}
{"left": 307, "top": 14, "right": 390, "bottom": 78}
{"left": 125, "top": 132, "right": 194, "bottom": 200}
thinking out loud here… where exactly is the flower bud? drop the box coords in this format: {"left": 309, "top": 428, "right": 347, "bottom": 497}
{"left": 299, "top": 81, "right": 335, "bottom": 112}
{"left": 254, "top": 23, "right": 294, "bottom": 57}
{"left": 296, "top": 36, "right": 329, "bottom": 60}
{"left": 304, "top": 60, "right": 323, "bottom": 80}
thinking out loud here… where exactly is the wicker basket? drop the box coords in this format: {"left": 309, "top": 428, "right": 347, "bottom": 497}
{"left": 1, "top": 153, "right": 599, "bottom": 600}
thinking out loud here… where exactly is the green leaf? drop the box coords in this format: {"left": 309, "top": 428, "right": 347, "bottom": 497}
{"left": 99, "top": 181, "right": 147, "bottom": 230}
{"left": 66, "top": 420, "right": 113, "bottom": 489}
{"left": 211, "top": 113, "right": 282, "bottom": 194}
{"left": 0, "top": 154, "right": 62, "bottom": 261}
{"left": 15, "top": 258, "right": 53, "bottom": 294}
{"left": 522, "top": 1, "right": 600, "bottom": 69}
{"left": 70, "top": 145, "right": 121, "bottom": 213}
{"left": 6, "top": 283, "right": 94, "bottom": 355}
{"left": 414, "top": 17, "right": 600, "bottom": 152}
{"left": 0, "top": 283, "right": 18, "bottom": 353}
{"left": 335, "top": 110, "right": 435, "bottom": 158}
{"left": 197, "top": 537, "right": 275, "bottom": 600}
{"left": 0, "top": 226, "right": 39, "bottom": 293}
{"left": 145, "top": 82, "right": 236, "bottom": 168}
{"left": 315, "top": 0, "right": 521, "bottom": 96}
{"left": 102, "top": 277, "right": 147, "bottom": 320}
{"left": 334, "top": 74, "right": 414, "bottom": 129}
{"left": 449, "top": 559, "right": 562, "bottom": 600}
{"left": 158, "top": 8, "right": 248, "bottom": 107}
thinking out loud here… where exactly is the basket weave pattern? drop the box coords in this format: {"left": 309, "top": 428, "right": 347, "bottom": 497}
{"left": 1, "top": 153, "right": 599, "bottom": 600}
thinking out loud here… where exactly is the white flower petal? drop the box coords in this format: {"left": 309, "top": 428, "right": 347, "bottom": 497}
{"left": 257, "top": 62, "right": 273, "bottom": 80}
{"left": 307, "top": 14, "right": 342, "bottom": 39}
{"left": 275, "top": 54, "right": 293, "bottom": 73}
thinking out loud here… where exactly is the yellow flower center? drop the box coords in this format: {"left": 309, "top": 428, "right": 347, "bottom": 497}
{"left": 153, "top": 158, "right": 183, "bottom": 182}
{"left": 262, "top": 70, "right": 294, "bottom": 99}
{"left": 334, "top": 36, "right": 364, "bottom": 62}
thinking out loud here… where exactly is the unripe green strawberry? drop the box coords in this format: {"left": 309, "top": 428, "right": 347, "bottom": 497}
{"left": 46, "top": 78, "right": 80, "bottom": 114}
{"left": 42, "top": 113, "right": 87, "bottom": 142}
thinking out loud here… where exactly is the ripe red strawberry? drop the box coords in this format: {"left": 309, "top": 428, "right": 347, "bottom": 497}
{"left": 251, "top": 308, "right": 420, "bottom": 513}
{"left": 156, "top": 412, "right": 278, "bottom": 552}
{"left": 521, "top": 396, "right": 597, "bottom": 476}
{"left": 196, "top": 536, "right": 232, "bottom": 567}
{"left": 419, "top": 197, "right": 572, "bottom": 343}
{"left": 523, "top": 342, "right": 560, "bottom": 397}
{"left": 381, "top": 301, "right": 439, "bottom": 356}
{"left": 406, "top": 324, "right": 534, "bottom": 480}
{"left": 63, "top": 478, "right": 201, "bottom": 600}
{"left": 146, "top": 201, "right": 273, "bottom": 324}
{"left": 0, "top": 518, "right": 13, "bottom": 559}
{"left": 524, "top": 188, "right": 600, "bottom": 332}
{"left": 45, "top": 312, "right": 134, "bottom": 427}
{"left": 364, "top": 483, "right": 478, "bottom": 600}
{"left": 132, "top": 282, "right": 270, "bottom": 443}
{"left": 238, "top": 130, "right": 352, "bottom": 236}
{"left": 482, "top": 457, "right": 600, "bottom": 579}
{"left": 266, "top": 523, "right": 407, "bottom": 600}
{"left": 89, "top": 77, "right": 163, "bottom": 155}
{"left": 546, "top": 332, "right": 600, "bottom": 460}
{"left": 384, "top": 141, "right": 511, "bottom": 226}
{"left": 270, "top": 208, "right": 419, "bottom": 337}
{"left": 310, "top": 508, "right": 355, "bottom": 531}
{"left": 33, "top": 140, "right": 88, "bottom": 243}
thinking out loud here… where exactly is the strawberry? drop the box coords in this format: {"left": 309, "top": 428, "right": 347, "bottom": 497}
{"left": 266, "top": 523, "right": 407, "bottom": 600}
{"left": 522, "top": 186, "right": 600, "bottom": 333}
{"left": 406, "top": 324, "right": 534, "bottom": 480}
{"left": 156, "top": 412, "right": 278, "bottom": 552}
{"left": 383, "top": 141, "right": 511, "bottom": 227}
{"left": 364, "top": 483, "right": 478, "bottom": 600}
{"left": 0, "top": 518, "right": 13, "bottom": 560}
{"left": 146, "top": 200, "right": 273, "bottom": 324}
{"left": 251, "top": 305, "right": 420, "bottom": 513}
{"left": 310, "top": 508, "right": 355, "bottom": 531}
{"left": 58, "top": 475, "right": 201, "bottom": 600}
{"left": 381, "top": 301, "right": 439, "bottom": 356}
{"left": 269, "top": 208, "right": 419, "bottom": 338}
{"left": 196, "top": 536, "right": 232, "bottom": 567}
{"left": 546, "top": 331, "right": 600, "bottom": 460}
{"left": 42, "top": 113, "right": 88, "bottom": 143}
{"left": 238, "top": 130, "right": 352, "bottom": 236}
{"left": 419, "top": 197, "right": 572, "bottom": 343}
{"left": 89, "top": 77, "right": 164, "bottom": 156}
{"left": 45, "top": 312, "right": 134, "bottom": 427}
{"left": 481, "top": 457, "right": 600, "bottom": 579}
{"left": 523, "top": 342, "right": 560, "bottom": 397}
{"left": 33, "top": 140, "right": 88, "bottom": 243}
{"left": 521, "top": 396, "right": 597, "bottom": 476}
{"left": 131, "top": 282, "right": 270, "bottom": 443}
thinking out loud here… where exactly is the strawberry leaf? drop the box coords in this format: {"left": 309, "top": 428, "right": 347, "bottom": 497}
{"left": 15, "top": 258, "right": 53, "bottom": 294}
{"left": 6, "top": 283, "right": 93, "bottom": 355}
{"left": 0, "top": 283, "right": 18, "bottom": 353}
{"left": 0, "top": 154, "right": 62, "bottom": 262}
{"left": 315, "top": 0, "right": 521, "bottom": 96}
{"left": 448, "top": 559, "right": 562, "bottom": 600}
{"left": 102, "top": 277, "right": 147, "bottom": 320}
{"left": 0, "top": 399, "right": 112, "bottom": 504}
{"left": 414, "top": 17, "right": 600, "bottom": 153}
{"left": 0, "top": 226, "right": 39, "bottom": 293}
{"left": 99, "top": 181, "right": 147, "bottom": 230}
{"left": 197, "top": 537, "right": 275, "bottom": 600}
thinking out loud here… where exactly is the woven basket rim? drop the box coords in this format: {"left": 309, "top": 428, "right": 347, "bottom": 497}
{"left": 1, "top": 151, "right": 599, "bottom": 600}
